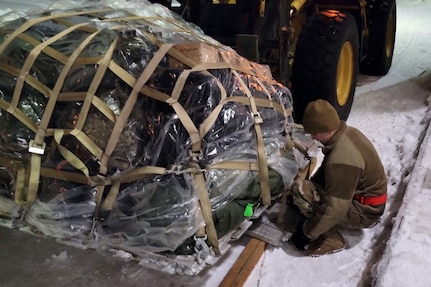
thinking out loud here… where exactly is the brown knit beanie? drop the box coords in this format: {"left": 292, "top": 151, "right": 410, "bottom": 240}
{"left": 302, "top": 99, "right": 341, "bottom": 134}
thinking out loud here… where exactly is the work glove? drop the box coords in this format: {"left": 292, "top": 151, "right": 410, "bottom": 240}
{"left": 290, "top": 179, "right": 319, "bottom": 218}
{"left": 289, "top": 224, "right": 310, "bottom": 251}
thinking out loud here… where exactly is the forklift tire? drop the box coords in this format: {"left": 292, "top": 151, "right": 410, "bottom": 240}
{"left": 291, "top": 11, "right": 359, "bottom": 124}
{"left": 360, "top": 0, "right": 397, "bottom": 75}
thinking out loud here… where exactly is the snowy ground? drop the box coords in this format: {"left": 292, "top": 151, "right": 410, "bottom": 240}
{"left": 0, "top": 0, "right": 430, "bottom": 286}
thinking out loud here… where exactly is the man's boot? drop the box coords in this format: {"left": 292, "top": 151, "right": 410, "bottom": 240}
{"left": 305, "top": 228, "right": 345, "bottom": 256}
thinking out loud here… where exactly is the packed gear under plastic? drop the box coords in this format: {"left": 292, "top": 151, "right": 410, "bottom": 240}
{"left": 0, "top": 0, "right": 301, "bottom": 270}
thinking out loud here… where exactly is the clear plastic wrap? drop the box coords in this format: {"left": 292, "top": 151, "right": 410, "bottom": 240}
{"left": 98, "top": 174, "right": 203, "bottom": 252}
{"left": 25, "top": 184, "right": 96, "bottom": 239}
{"left": 0, "top": 0, "right": 299, "bottom": 254}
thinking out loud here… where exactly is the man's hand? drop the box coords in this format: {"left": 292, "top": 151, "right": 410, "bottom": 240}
{"left": 289, "top": 225, "right": 310, "bottom": 250}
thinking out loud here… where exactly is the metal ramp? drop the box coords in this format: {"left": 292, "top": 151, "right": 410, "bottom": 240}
{"left": 246, "top": 220, "right": 286, "bottom": 248}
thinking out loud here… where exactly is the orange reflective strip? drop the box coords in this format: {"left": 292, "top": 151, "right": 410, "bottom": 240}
{"left": 354, "top": 193, "right": 387, "bottom": 205}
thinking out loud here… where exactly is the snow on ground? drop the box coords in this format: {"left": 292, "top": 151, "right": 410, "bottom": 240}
{"left": 0, "top": 0, "right": 430, "bottom": 286}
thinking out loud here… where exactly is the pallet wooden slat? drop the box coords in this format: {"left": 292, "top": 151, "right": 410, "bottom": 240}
{"left": 219, "top": 238, "right": 266, "bottom": 287}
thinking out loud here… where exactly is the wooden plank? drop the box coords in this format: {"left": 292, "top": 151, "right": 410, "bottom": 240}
{"left": 219, "top": 238, "right": 266, "bottom": 287}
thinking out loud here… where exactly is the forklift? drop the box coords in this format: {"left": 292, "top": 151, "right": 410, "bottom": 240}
{"left": 153, "top": 0, "right": 396, "bottom": 123}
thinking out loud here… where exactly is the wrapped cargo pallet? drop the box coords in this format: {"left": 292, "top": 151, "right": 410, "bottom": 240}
{"left": 0, "top": 0, "right": 303, "bottom": 274}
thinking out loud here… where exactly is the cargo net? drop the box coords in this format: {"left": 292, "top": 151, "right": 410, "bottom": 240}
{"left": 0, "top": 1, "right": 298, "bottom": 259}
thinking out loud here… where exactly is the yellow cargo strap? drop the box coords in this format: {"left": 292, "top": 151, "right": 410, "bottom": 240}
{"left": 167, "top": 62, "right": 234, "bottom": 153}
{"left": 8, "top": 23, "right": 92, "bottom": 116}
{"left": 253, "top": 76, "right": 293, "bottom": 122}
{"left": 100, "top": 166, "right": 167, "bottom": 212}
{"left": 39, "top": 167, "right": 89, "bottom": 185}
{"left": 0, "top": 100, "right": 37, "bottom": 134}
{"left": 0, "top": 62, "right": 52, "bottom": 102}
{"left": 190, "top": 162, "right": 221, "bottom": 256}
{"left": 26, "top": 25, "right": 106, "bottom": 205}
{"left": 108, "top": 61, "right": 171, "bottom": 102}
{"left": 0, "top": 8, "right": 113, "bottom": 55}
{"left": 0, "top": 157, "right": 27, "bottom": 206}
{"left": 199, "top": 95, "right": 287, "bottom": 139}
{"left": 95, "top": 43, "right": 175, "bottom": 215}
{"left": 53, "top": 129, "right": 104, "bottom": 186}
{"left": 231, "top": 70, "right": 271, "bottom": 206}
{"left": 208, "top": 161, "right": 259, "bottom": 171}
{"left": 99, "top": 43, "right": 174, "bottom": 176}
{"left": 145, "top": 39, "right": 239, "bottom": 253}
{"left": 1, "top": 11, "right": 123, "bottom": 205}
{"left": 72, "top": 36, "right": 119, "bottom": 132}
{"left": 147, "top": 42, "right": 223, "bottom": 250}
{"left": 69, "top": 35, "right": 119, "bottom": 164}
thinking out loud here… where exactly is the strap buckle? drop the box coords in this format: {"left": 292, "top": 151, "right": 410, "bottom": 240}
{"left": 254, "top": 112, "right": 263, "bottom": 124}
{"left": 28, "top": 140, "right": 46, "bottom": 155}
{"left": 189, "top": 150, "right": 203, "bottom": 162}
{"left": 194, "top": 235, "right": 210, "bottom": 264}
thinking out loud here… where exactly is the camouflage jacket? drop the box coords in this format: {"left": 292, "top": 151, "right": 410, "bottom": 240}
{"left": 303, "top": 121, "right": 387, "bottom": 240}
